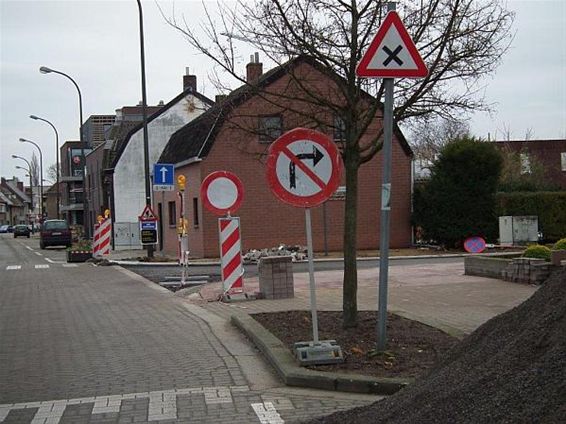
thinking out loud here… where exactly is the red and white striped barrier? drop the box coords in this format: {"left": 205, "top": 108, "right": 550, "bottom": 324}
{"left": 219, "top": 217, "right": 244, "bottom": 294}
{"left": 93, "top": 218, "right": 111, "bottom": 257}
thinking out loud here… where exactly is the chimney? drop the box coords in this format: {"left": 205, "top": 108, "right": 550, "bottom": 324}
{"left": 183, "top": 67, "right": 197, "bottom": 92}
{"left": 17, "top": 181, "right": 24, "bottom": 192}
{"left": 215, "top": 94, "right": 227, "bottom": 104}
{"left": 246, "top": 52, "right": 263, "bottom": 83}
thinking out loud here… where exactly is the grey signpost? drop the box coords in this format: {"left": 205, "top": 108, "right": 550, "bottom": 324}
{"left": 356, "top": 2, "right": 428, "bottom": 349}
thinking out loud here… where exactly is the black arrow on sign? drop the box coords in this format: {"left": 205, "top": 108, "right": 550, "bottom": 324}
{"left": 289, "top": 146, "right": 324, "bottom": 189}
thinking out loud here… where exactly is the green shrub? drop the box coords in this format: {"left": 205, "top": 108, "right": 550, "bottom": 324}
{"left": 496, "top": 192, "right": 566, "bottom": 242}
{"left": 552, "top": 238, "right": 566, "bottom": 251}
{"left": 522, "top": 244, "right": 551, "bottom": 261}
{"left": 413, "top": 137, "right": 503, "bottom": 248}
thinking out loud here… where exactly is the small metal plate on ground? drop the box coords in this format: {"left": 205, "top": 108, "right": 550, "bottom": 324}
{"left": 293, "top": 340, "right": 344, "bottom": 365}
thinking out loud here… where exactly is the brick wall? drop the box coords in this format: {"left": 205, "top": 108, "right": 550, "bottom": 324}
{"left": 163, "top": 61, "right": 413, "bottom": 258}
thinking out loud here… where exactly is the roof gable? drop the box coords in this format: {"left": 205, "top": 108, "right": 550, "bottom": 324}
{"left": 159, "top": 55, "right": 412, "bottom": 165}
{"left": 110, "top": 88, "right": 213, "bottom": 169}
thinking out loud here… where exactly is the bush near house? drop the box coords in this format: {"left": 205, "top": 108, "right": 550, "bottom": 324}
{"left": 522, "top": 244, "right": 551, "bottom": 261}
{"left": 496, "top": 192, "right": 566, "bottom": 242}
{"left": 413, "top": 137, "right": 503, "bottom": 248}
{"left": 553, "top": 238, "right": 566, "bottom": 251}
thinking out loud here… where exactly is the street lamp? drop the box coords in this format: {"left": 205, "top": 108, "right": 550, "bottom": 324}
{"left": 30, "top": 115, "right": 60, "bottom": 219}
{"left": 19, "top": 138, "right": 44, "bottom": 219}
{"left": 39, "top": 66, "right": 88, "bottom": 233}
{"left": 12, "top": 156, "right": 34, "bottom": 215}
{"left": 137, "top": 0, "right": 153, "bottom": 258}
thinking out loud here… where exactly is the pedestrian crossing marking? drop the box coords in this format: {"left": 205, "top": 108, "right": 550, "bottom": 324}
{"left": 62, "top": 264, "right": 78, "bottom": 268}
{"left": 6, "top": 265, "right": 21, "bottom": 270}
{"left": 0, "top": 385, "right": 252, "bottom": 424}
{"left": 252, "top": 402, "right": 285, "bottom": 423}
{"left": 34, "top": 265, "right": 49, "bottom": 269}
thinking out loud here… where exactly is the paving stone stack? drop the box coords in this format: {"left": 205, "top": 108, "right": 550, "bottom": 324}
{"left": 258, "top": 256, "right": 294, "bottom": 299}
{"left": 502, "top": 258, "right": 552, "bottom": 285}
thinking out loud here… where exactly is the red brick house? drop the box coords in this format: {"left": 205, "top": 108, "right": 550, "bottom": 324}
{"left": 494, "top": 139, "right": 566, "bottom": 189}
{"left": 157, "top": 56, "right": 413, "bottom": 258}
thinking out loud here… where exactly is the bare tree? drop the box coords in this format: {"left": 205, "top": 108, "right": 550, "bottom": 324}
{"left": 30, "top": 153, "right": 40, "bottom": 187}
{"left": 409, "top": 117, "right": 470, "bottom": 163}
{"left": 162, "top": 0, "right": 514, "bottom": 328}
{"left": 45, "top": 163, "right": 59, "bottom": 184}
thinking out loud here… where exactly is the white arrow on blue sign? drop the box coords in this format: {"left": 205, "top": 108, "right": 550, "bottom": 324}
{"left": 153, "top": 163, "right": 174, "bottom": 191}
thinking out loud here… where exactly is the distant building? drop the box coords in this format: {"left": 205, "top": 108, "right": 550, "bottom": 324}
{"left": 87, "top": 68, "right": 213, "bottom": 248}
{"left": 82, "top": 115, "right": 116, "bottom": 148}
{"left": 59, "top": 141, "right": 91, "bottom": 227}
{"left": 494, "top": 139, "right": 566, "bottom": 189}
{"left": 0, "top": 177, "right": 31, "bottom": 225}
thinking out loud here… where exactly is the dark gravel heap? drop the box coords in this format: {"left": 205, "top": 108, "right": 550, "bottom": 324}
{"left": 306, "top": 268, "right": 566, "bottom": 424}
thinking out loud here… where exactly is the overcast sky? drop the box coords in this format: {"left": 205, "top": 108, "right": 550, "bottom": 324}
{"left": 1, "top": 0, "right": 565, "bottom": 184}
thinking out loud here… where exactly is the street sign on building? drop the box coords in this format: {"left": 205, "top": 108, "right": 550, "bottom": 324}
{"left": 356, "top": 10, "right": 427, "bottom": 78}
{"left": 153, "top": 163, "right": 174, "bottom": 191}
{"left": 266, "top": 128, "right": 342, "bottom": 208}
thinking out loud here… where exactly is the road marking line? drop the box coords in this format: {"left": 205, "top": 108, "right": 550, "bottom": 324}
{"left": 62, "top": 264, "right": 78, "bottom": 268}
{"left": 203, "top": 387, "right": 232, "bottom": 404}
{"left": 6, "top": 265, "right": 21, "bottom": 270}
{"left": 30, "top": 401, "right": 66, "bottom": 424}
{"left": 0, "top": 385, "right": 249, "bottom": 423}
{"left": 148, "top": 390, "right": 177, "bottom": 421}
{"left": 35, "top": 265, "right": 49, "bottom": 269}
{"left": 251, "top": 402, "right": 285, "bottom": 424}
{"left": 35, "top": 252, "right": 42, "bottom": 256}
{"left": 26, "top": 246, "right": 34, "bottom": 251}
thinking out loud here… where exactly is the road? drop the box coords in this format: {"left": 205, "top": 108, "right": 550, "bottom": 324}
{"left": 0, "top": 234, "right": 377, "bottom": 423}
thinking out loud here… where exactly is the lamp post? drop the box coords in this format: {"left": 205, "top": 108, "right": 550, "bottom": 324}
{"left": 19, "top": 138, "right": 44, "bottom": 219}
{"left": 30, "top": 115, "right": 60, "bottom": 219}
{"left": 137, "top": 0, "right": 153, "bottom": 258}
{"left": 39, "top": 66, "right": 88, "bottom": 234}
{"left": 12, "top": 156, "right": 34, "bottom": 218}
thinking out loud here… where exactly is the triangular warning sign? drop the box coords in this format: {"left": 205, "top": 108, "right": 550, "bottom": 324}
{"left": 139, "top": 204, "right": 157, "bottom": 221}
{"left": 357, "top": 11, "right": 427, "bottom": 78}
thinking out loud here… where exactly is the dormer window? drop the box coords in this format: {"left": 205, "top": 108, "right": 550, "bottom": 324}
{"left": 259, "top": 115, "right": 282, "bottom": 143}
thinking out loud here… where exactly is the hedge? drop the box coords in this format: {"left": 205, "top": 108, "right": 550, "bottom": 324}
{"left": 496, "top": 192, "right": 566, "bottom": 242}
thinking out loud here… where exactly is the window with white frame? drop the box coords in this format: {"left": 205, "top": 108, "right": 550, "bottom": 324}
{"left": 561, "top": 152, "right": 566, "bottom": 171}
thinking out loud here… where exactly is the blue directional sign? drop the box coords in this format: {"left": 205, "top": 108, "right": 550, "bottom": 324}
{"left": 153, "top": 163, "right": 174, "bottom": 191}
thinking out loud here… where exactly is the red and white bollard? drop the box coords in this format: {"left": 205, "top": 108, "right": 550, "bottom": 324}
{"left": 93, "top": 218, "right": 111, "bottom": 257}
{"left": 219, "top": 217, "right": 244, "bottom": 295}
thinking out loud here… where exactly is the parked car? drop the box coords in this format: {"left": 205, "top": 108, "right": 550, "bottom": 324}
{"left": 13, "top": 224, "right": 31, "bottom": 238}
{"left": 40, "top": 220, "right": 72, "bottom": 249}
{"left": 0, "top": 225, "right": 10, "bottom": 233}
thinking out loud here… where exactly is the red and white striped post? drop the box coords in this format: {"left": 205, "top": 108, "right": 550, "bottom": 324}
{"left": 201, "top": 171, "right": 245, "bottom": 297}
{"left": 219, "top": 217, "right": 244, "bottom": 294}
{"left": 92, "top": 218, "right": 111, "bottom": 257}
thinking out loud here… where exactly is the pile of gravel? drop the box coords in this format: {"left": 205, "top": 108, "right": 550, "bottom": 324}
{"left": 307, "top": 268, "right": 566, "bottom": 424}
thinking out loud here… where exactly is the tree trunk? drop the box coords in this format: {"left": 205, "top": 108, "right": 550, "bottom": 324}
{"left": 342, "top": 149, "right": 360, "bottom": 328}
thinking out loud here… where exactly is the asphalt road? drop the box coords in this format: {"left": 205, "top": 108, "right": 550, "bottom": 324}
{"left": 0, "top": 234, "right": 377, "bottom": 423}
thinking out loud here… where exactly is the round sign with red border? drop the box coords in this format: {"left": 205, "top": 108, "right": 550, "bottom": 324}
{"left": 201, "top": 171, "right": 244, "bottom": 216}
{"left": 266, "top": 128, "right": 342, "bottom": 208}
{"left": 464, "top": 236, "right": 486, "bottom": 253}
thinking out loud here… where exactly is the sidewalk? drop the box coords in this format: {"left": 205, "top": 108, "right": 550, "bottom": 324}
{"left": 192, "top": 260, "right": 536, "bottom": 337}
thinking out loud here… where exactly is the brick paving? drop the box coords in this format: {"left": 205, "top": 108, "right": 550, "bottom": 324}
{"left": 0, "top": 254, "right": 377, "bottom": 423}
{"left": 194, "top": 260, "right": 537, "bottom": 335}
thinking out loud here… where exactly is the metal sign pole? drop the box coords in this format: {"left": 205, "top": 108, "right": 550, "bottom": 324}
{"left": 377, "top": 74, "right": 394, "bottom": 351}
{"left": 305, "top": 207, "right": 320, "bottom": 345}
